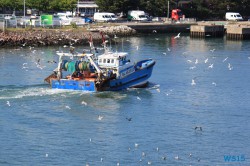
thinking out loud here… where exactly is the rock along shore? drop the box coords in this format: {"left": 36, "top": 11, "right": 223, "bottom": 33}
{"left": 0, "top": 25, "right": 137, "bottom": 47}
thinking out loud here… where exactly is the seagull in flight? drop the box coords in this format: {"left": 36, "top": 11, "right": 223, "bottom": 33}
{"left": 210, "top": 48, "right": 215, "bottom": 52}
{"left": 152, "top": 30, "right": 157, "bottom": 33}
{"left": 6, "top": 101, "right": 11, "bottom": 106}
{"left": 204, "top": 58, "right": 209, "bottom": 64}
{"left": 174, "top": 33, "right": 181, "bottom": 39}
{"left": 223, "top": 57, "right": 228, "bottom": 62}
{"left": 208, "top": 63, "right": 214, "bottom": 69}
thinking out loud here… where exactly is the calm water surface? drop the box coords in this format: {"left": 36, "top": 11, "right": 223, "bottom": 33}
{"left": 1, "top": 34, "right": 250, "bottom": 165}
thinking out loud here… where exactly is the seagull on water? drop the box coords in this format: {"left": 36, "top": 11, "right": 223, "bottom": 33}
{"left": 136, "top": 96, "right": 141, "bottom": 100}
{"left": 175, "top": 155, "right": 180, "bottom": 160}
{"left": 81, "top": 101, "right": 87, "bottom": 106}
{"left": 189, "top": 66, "right": 196, "bottom": 70}
{"left": 162, "top": 156, "right": 167, "bottom": 160}
{"left": 126, "top": 117, "right": 132, "bottom": 121}
{"left": 191, "top": 79, "right": 196, "bottom": 86}
{"left": 174, "top": 33, "right": 181, "bottom": 39}
{"left": 195, "top": 126, "right": 202, "bottom": 131}
{"left": 65, "top": 105, "right": 71, "bottom": 109}
{"left": 98, "top": 115, "right": 103, "bottom": 120}
{"left": 228, "top": 63, "right": 233, "bottom": 70}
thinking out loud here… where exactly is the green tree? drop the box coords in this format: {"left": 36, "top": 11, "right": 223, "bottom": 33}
{"left": 26, "top": 0, "right": 51, "bottom": 14}
{"left": 58, "top": 0, "right": 77, "bottom": 12}
{"left": 95, "top": 0, "right": 140, "bottom": 13}
{"left": 0, "top": 0, "right": 23, "bottom": 11}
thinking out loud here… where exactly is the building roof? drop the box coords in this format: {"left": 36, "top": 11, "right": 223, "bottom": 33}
{"left": 78, "top": 4, "right": 98, "bottom": 8}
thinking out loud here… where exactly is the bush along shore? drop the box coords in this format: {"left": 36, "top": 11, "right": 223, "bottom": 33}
{"left": 0, "top": 25, "right": 137, "bottom": 47}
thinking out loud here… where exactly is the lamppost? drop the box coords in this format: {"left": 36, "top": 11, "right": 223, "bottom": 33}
{"left": 24, "top": 0, "right": 25, "bottom": 17}
{"left": 78, "top": 0, "right": 80, "bottom": 14}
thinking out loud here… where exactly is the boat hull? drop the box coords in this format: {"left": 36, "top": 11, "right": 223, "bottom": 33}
{"left": 107, "top": 60, "right": 155, "bottom": 91}
{"left": 51, "top": 79, "right": 96, "bottom": 91}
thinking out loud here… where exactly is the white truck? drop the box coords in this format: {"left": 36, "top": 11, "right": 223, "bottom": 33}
{"left": 93, "top": 12, "right": 117, "bottom": 22}
{"left": 127, "top": 10, "right": 148, "bottom": 21}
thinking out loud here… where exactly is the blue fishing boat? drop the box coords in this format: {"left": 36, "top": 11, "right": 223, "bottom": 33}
{"left": 45, "top": 37, "right": 155, "bottom": 92}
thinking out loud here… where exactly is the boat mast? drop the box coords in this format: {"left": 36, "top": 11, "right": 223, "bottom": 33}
{"left": 57, "top": 55, "right": 63, "bottom": 79}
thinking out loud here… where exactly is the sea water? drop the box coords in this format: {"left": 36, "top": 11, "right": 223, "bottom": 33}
{"left": 1, "top": 34, "right": 250, "bottom": 165}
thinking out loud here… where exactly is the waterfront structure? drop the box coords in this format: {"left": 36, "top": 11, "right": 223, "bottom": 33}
{"left": 77, "top": 0, "right": 98, "bottom": 16}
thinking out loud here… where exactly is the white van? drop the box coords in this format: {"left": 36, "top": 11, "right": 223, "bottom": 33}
{"left": 128, "top": 10, "right": 148, "bottom": 21}
{"left": 93, "top": 12, "right": 117, "bottom": 22}
{"left": 225, "top": 12, "right": 243, "bottom": 21}
{"left": 57, "top": 12, "right": 73, "bottom": 25}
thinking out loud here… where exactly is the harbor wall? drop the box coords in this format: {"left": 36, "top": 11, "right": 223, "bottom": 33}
{"left": 0, "top": 30, "right": 103, "bottom": 47}
{"left": 125, "top": 23, "right": 194, "bottom": 33}
{"left": 1, "top": 22, "right": 250, "bottom": 47}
